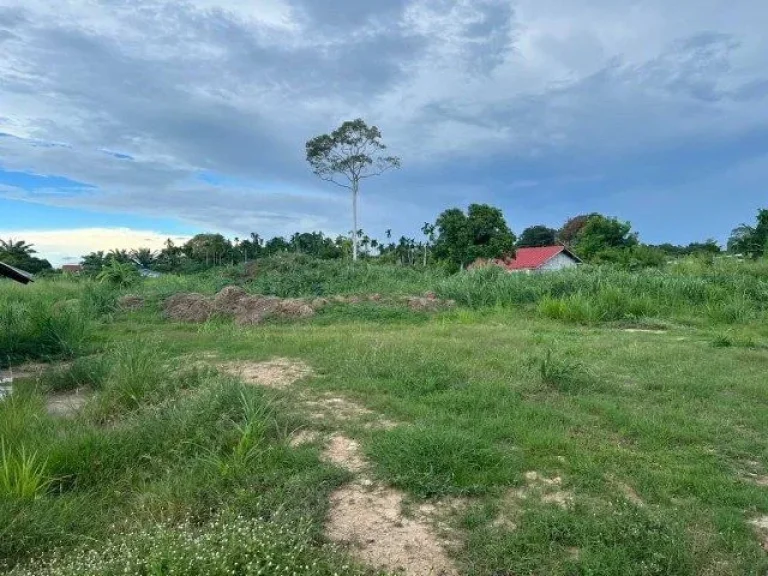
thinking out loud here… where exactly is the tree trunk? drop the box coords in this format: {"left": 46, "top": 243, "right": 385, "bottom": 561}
{"left": 352, "top": 181, "right": 359, "bottom": 262}
{"left": 423, "top": 245, "right": 427, "bottom": 267}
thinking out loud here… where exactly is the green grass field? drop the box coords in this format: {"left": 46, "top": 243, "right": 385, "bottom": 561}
{"left": 2, "top": 258, "right": 768, "bottom": 575}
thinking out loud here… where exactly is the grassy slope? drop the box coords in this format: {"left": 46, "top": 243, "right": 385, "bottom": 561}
{"left": 100, "top": 303, "right": 768, "bottom": 575}
{"left": 2, "top": 259, "right": 768, "bottom": 575}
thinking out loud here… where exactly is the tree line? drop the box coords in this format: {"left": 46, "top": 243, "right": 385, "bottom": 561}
{"left": 2, "top": 118, "right": 766, "bottom": 276}
{"left": 60, "top": 205, "right": 761, "bottom": 276}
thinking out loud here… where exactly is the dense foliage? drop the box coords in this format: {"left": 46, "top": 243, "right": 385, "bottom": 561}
{"left": 0, "top": 239, "right": 52, "bottom": 274}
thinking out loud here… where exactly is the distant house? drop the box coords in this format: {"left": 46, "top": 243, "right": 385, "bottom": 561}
{"left": 61, "top": 264, "right": 84, "bottom": 274}
{"left": 0, "top": 261, "right": 34, "bottom": 284}
{"left": 474, "top": 246, "right": 582, "bottom": 273}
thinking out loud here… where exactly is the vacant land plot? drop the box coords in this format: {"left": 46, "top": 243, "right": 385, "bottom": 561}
{"left": 2, "top": 261, "right": 768, "bottom": 575}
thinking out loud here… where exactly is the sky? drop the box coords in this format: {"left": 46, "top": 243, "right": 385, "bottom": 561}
{"left": 1, "top": 0, "right": 767, "bottom": 266}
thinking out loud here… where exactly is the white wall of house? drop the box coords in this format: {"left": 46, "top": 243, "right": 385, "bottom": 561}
{"left": 539, "top": 252, "right": 579, "bottom": 271}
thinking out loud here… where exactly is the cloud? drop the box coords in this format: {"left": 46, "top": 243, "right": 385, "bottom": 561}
{"left": 0, "top": 228, "right": 192, "bottom": 267}
{"left": 0, "top": 0, "right": 766, "bottom": 243}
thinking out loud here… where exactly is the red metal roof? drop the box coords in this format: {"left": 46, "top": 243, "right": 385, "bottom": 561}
{"left": 504, "top": 246, "right": 565, "bottom": 270}
{"left": 487, "top": 245, "right": 582, "bottom": 271}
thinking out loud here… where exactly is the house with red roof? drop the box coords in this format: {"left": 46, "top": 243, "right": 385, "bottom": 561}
{"left": 474, "top": 246, "right": 582, "bottom": 273}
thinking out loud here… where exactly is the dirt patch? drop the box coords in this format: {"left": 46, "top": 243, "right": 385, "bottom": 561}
{"left": 117, "top": 294, "right": 144, "bottom": 311}
{"left": 304, "top": 395, "right": 397, "bottom": 429}
{"left": 219, "top": 358, "right": 312, "bottom": 389}
{"left": 322, "top": 434, "right": 367, "bottom": 473}
{"left": 607, "top": 474, "right": 645, "bottom": 507}
{"left": 328, "top": 482, "right": 456, "bottom": 576}
{"left": 750, "top": 516, "right": 768, "bottom": 552}
{"left": 288, "top": 429, "right": 320, "bottom": 447}
{"left": 321, "top": 433, "right": 456, "bottom": 575}
{"left": 508, "top": 471, "right": 573, "bottom": 508}
{"left": 46, "top": 390, "right": 90, "bottom": 417}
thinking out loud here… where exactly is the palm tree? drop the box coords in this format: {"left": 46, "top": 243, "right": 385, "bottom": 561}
{"left": 130, "top": 248, "right": 156, "bottom": 268}
{"left": 0, "top": 238, "right": 36, "bottom": 258}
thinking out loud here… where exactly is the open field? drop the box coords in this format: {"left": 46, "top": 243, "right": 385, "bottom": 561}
{"left": 2, "top": 258, "right": 768, "bottom": 575}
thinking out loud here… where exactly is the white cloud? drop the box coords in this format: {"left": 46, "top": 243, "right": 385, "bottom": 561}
{"left": 0, "top": 0, "right": 766, "bottom": 242}
{"left": 0, "top": 228, "right": 191, "bottom": 267}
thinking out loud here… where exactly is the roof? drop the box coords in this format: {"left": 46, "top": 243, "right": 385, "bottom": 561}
{"left": 493, "top": 246, "right": 581, "bottom": 271}
{"left": 61, "top": 264, "right": 83, "bottom": 271}
{"left": 0, "top": 261, "right": 34, "bottom": 284}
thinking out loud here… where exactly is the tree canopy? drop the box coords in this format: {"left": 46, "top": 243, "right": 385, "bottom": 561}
{"left": 728, "top": 208, "right": 768, "bottom": 258}
{"left": 433, "top": 204, "right": 516, "bottom": 270}
{"left": 572, "top": 214, "right": 638, "bottom": 261}
{"left": 0, "top": 238, "right": 52, "bottom": 274}
{"left": 518, "top": 225, "right": 557, "bottom": 248}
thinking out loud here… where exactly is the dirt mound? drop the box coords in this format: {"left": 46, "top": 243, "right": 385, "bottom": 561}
{"left": 212, "top": 285, "right": 248, "bottom": 313}
{"left": 117, "top": 294, "right": 144, "bottom": 311}
{"left": 164, "top": 288, "right": 317, "bottom": 324}
{"left": 219, "top": 358, "right": 312, "bottom": 388}
{"left": 405, "top": 293, "right": 456, "bottom": 312}
{"left": 163, "top": 293, "right": 213, "bottom": 322}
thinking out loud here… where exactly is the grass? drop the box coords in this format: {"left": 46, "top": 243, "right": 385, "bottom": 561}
{"left": 437, "top": 259, "right": 768, "bottom": 326}
{"left": 2, "top": 257, "right": 768, "bottom": 575}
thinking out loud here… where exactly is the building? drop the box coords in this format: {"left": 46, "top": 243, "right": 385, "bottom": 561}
{"left": 61, "top": 264, "right": 84, "bottom": 274}
{"left": 475, "top": 246, "right": 582, "bottom": 273}
{"left": 0, "top": 261, "right": 34, "bottom": 284}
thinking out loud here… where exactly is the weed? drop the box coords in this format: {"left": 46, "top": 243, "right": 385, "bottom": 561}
{"left": 0, "top": 441, "right": 51, "bottom": 500}
{"left": 535, "top": 349, "right": 592, "bottom": 392}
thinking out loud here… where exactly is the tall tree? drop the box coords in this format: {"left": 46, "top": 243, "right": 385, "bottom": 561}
{"left": 0, "top": 238, "right": 36, "bottom": 259}
{"left": 728, "top": 208, "right": 768, "bottom": 258}
{"left": 0, "top": 238, "right": 52, "bottom": 274}
{"left": 517, "top": 225, "right": 557, "bottom": 248}
{"left": 558, "top": 214, "right": 594, "bottom": 246}
{"left": 572, "top": 214, "right": 638, "bottom": 260}
{"left": 130, "top": 248, "right": 156, "bottom": 268}
{"left": 421, "top": 222, "right": 436, "bottom": 266}
{"left": 433, "top": 204, "right": 516, "bottom": 270}
{"left": 306, "top": 119, "right": 401, "bottom": 261}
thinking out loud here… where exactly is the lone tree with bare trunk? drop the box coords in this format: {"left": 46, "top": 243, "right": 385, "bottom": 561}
{"left": 306, "top": 119, "right": 401, "bottom": 261}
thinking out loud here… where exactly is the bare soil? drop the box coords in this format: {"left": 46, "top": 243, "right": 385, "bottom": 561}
{"left": 46, "top": 390, "right": 90, "bottom": 417}
{"left": 218, "top": 358, "right": 312, "bottom": 389}
{"left": 323, "top": 433, "right": 456, "bottom": 576}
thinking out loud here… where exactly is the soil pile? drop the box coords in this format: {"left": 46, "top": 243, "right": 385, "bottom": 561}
{"left": 163, "top": 287, "right": 455, "bottom": 324}
{"left": 163, "top": 288, "right": 316, "bottom": 324}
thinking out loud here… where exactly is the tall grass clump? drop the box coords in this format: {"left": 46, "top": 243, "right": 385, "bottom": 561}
{"left": 437, "top": 260, "right": 768, "bottom": 325}
{"left": 92, "top": 343, "right": 176, "bottom": 416}
{"left": 0, "top": 441, "right": 51, "bottom": 500}
{"left": 533, "top": 349, "right": 594, "bottom": 392}
{"left": 0, "top": 278, "right": 119, "bottom": 367}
